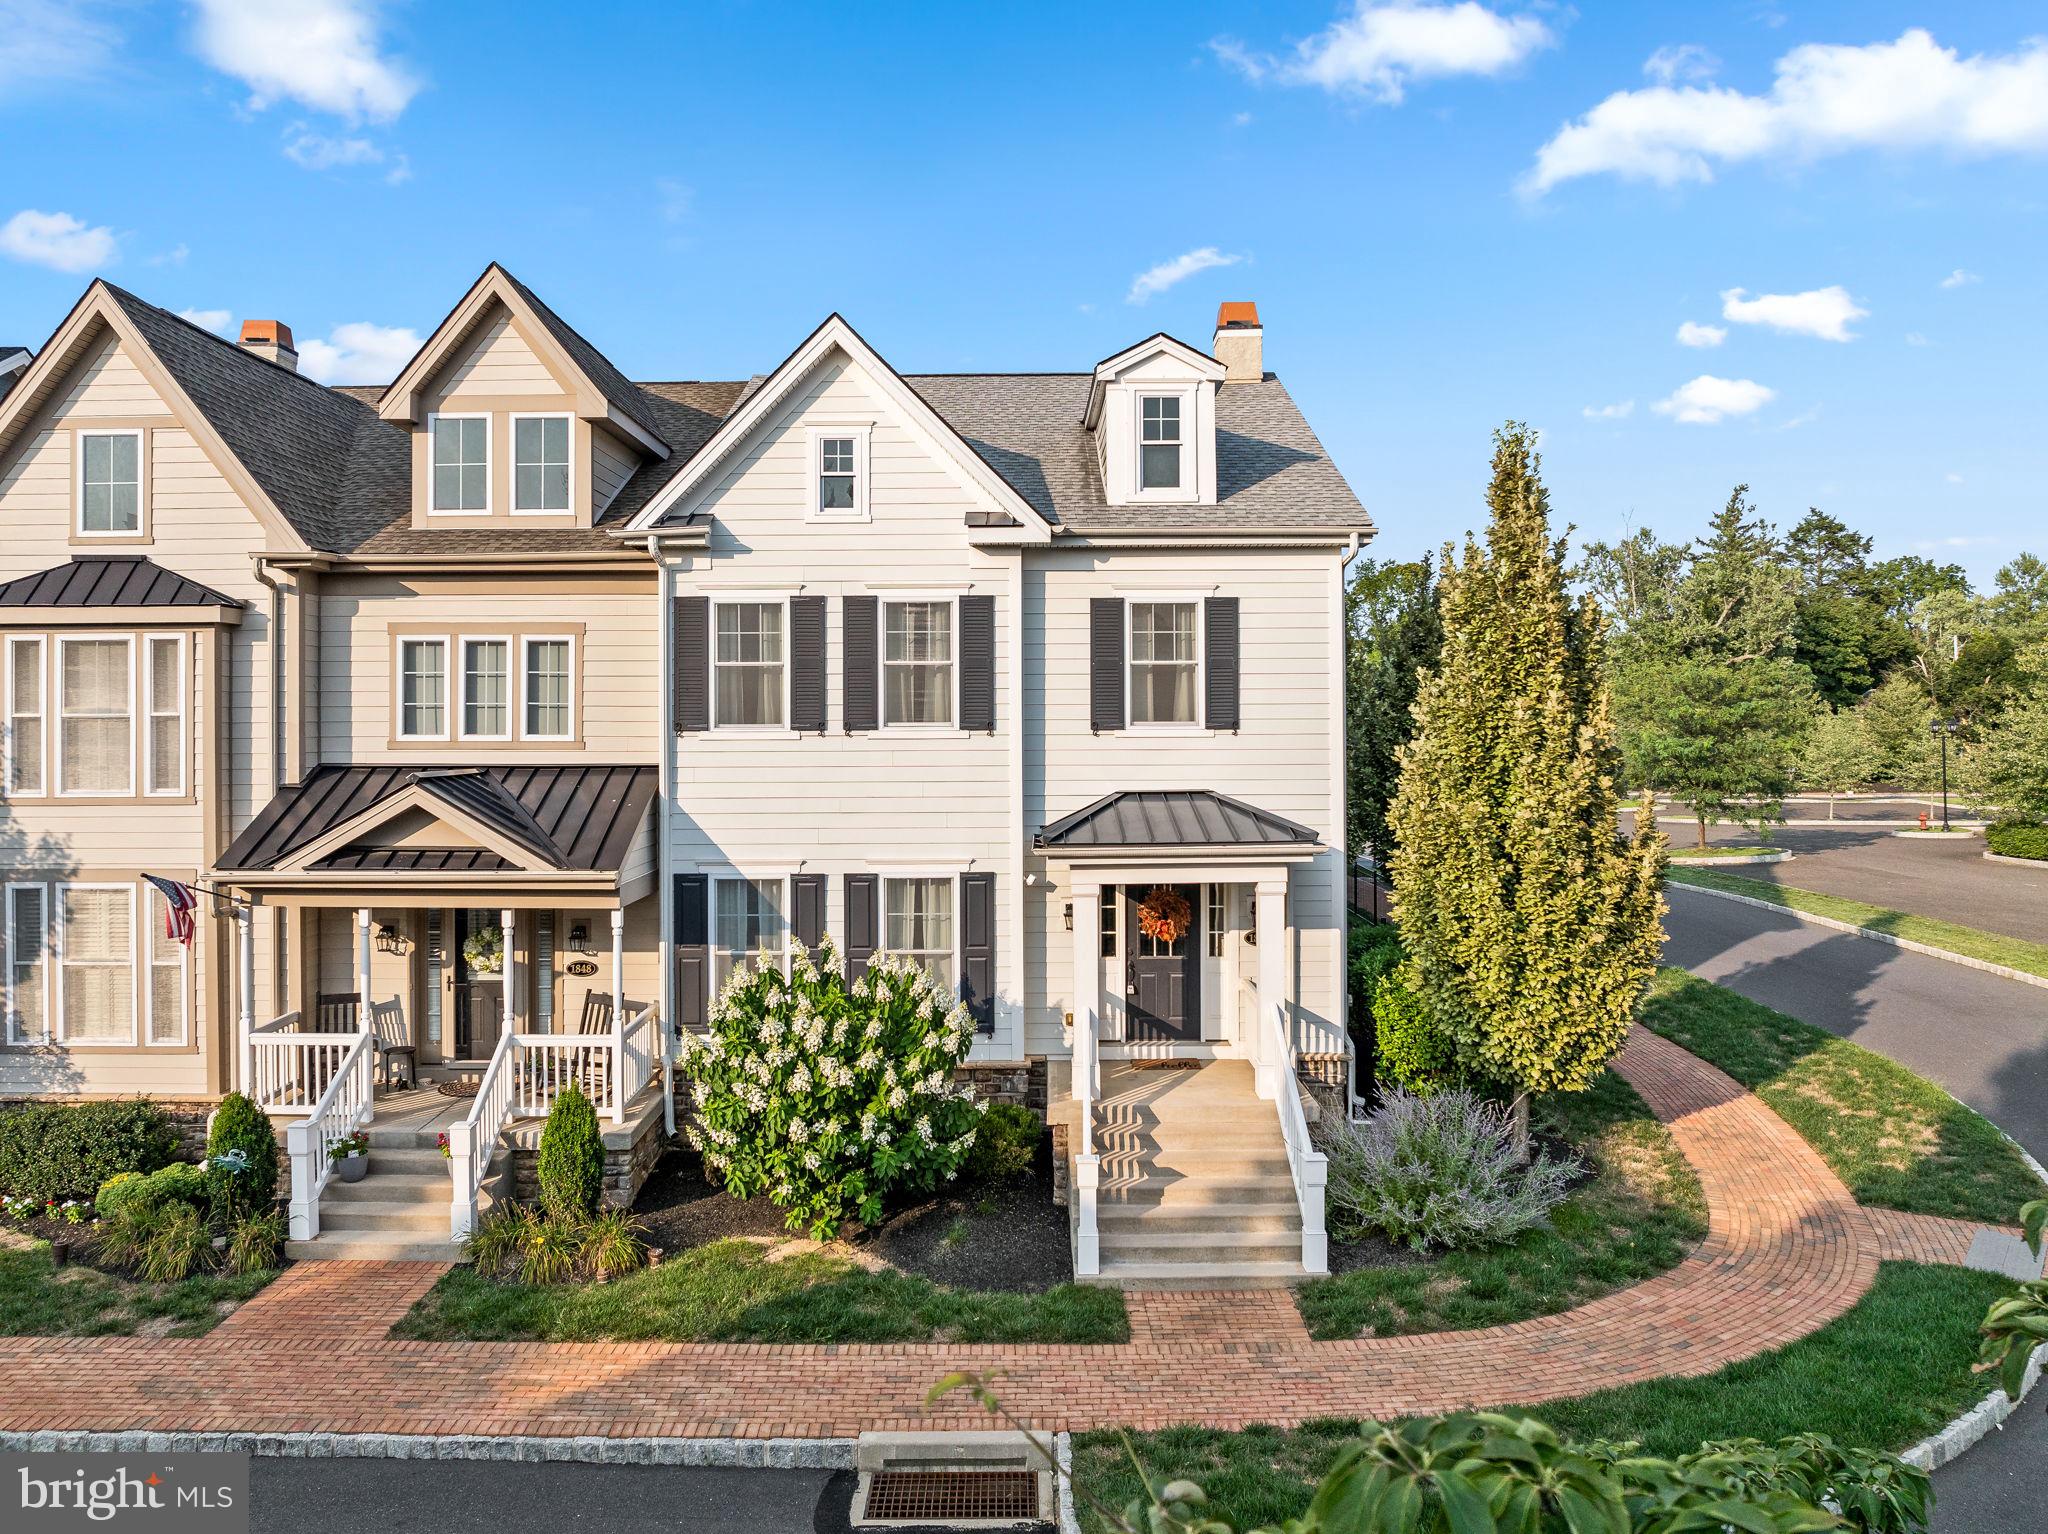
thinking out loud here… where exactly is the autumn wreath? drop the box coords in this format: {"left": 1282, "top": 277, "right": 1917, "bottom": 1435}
{"left": 1136, "top": 887, "right": 1194, "bottom": 945}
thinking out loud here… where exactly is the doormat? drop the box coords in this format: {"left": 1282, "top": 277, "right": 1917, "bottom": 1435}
{"left": 1129, "top": 1059, "right": 1201, "bottom": 1072}
{"left": 435, "top": 1078, "right": 482, "bottom": 1098}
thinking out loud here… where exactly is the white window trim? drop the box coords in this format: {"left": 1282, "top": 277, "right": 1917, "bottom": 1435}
{"left": 6, "top": 635, "right": 46, "bottom": 800}
{"left": 877, "top": 869, "right": 962, "bottom": 988}
{"left": 519, "top": 633, "right": 578, "bottom": 742}
{"left": 509, "top": 411, "right": 575, "bottom": 515}
{"left": 426, "top": 412, "right": 492, "bottom": 516}
{"left": 1130, "top": 389, "right": 1194, "bottom": 503}
{"left": 54, "top": 633, "right": 136, "bottom": 797}
{"left": 709, "top": 594, "right": 793, "bottom": 733}
{"left": 710, "top": 873, "right": 793, "bottom": 983}
{"left": 396, "top": 634, "right": 453, "bottom": 742}
{"left": 457, "top": 634, "right": 515, "bottom": 742}
{"left": 143, "top": 633, "right": 186, "bottom": 798}
{"left": 806, "top": 423, "right": 872, "bottom": 523}
{"left": 5, "top": 881, "right": 48, "bottom": 1045}
{"left": 144, "top": 881, "right": 189, "bottom": 1047}
{"left": 1122, "top": 593, "right": 1207, "bottom": 734}
{"left": 877, "top": 594, "right": 961, "bottom": 734}
{"left": 75, "top": 427, "right": 144, "bottom": 538}
{"left": 53, "top": 881, "right": 138, "bottom": 1048}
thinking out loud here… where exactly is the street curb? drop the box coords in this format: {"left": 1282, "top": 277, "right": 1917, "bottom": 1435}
{"left": 0, "top": 1428, "right": 856, "bottom": 1468}
{"left": 1664, "top": 881, "right": 2048, "bottom": 994}
{"left": 1057, "top": 1431, "right": 1080, "bottom": 1534}
{"left": 1667, "top": 852, "right": 1792, "bottom": 868}
{"left": 1900, "top": 1350, "right": 2045, "bottom": 1472}
{"left": 1891, "top": 830, "right": 1979, "bottom": 840}
{"left": 1985, "top": 852, "right": 2048, "bottom": 872}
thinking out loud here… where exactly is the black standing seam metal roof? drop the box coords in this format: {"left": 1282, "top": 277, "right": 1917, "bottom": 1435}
{"left": 315, "top": 849, "right": 515, "bottom": 873}
{"left": 0, "top": 555, "right": 241, "bottom": 611}
{"left": 1034, "top": 790, "right": 1320, "bottom": 850}
{"left": 216, "top": 764, "right": 657, "bottom": 875}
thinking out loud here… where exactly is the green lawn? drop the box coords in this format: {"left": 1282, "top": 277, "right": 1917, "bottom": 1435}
{"left": 1296, "top": 1069, "right": 1707, "bottom": 1339}
{"left": 1074, "top": 1262, "right": 2007, "bottom": 1532}
{"left": 0, "top": 1241, "right": 274, "bottom": 1338}
{"left": 391, "top": 1236, "right": 1128, "bottom": 1345}
{"left": 1640, "top": 968, "right": 2045, "bottom": 1222}
{"left": 1666, "top": 866, "right": 2048, "bottom": 982}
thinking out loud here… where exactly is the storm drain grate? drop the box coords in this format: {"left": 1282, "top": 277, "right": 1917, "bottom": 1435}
{"left": 861, "top": 1469, "right": 1042, "bottom": 1523}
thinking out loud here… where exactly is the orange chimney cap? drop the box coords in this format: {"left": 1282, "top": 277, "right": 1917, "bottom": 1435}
{"left": 1215, "top": 301, "right": 1261, "bottom": 330}
{"left": 239, "top": 320, "right": 295, "bottom": 350}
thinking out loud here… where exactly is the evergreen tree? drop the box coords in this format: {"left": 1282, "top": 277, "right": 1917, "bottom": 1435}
{"left": 1797, "top": 708, "right": 1879, "bottom": 819}
{"left": 1670, "top": 486, "right": 1797, "bottom": 662}
{"left": 1388, "top": 426, "right": 1665, "bottom": 1142}
{"left": 1621, "top": 656, "right": 1814, "bottom": 847}
{"left": 1346, "top": 557, "right": 1442, "bottom": 860}
{"left": 1785, "top": 508, "right": 1871, "bottom": 595}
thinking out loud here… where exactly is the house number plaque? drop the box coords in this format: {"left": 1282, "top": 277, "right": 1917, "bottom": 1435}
{"left": 566, "top": 960, "right": 599, "bottom": 977}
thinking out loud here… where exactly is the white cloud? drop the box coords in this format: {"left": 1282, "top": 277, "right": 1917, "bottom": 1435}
{"left": 1525, "top": 29, "right": 2048, "bottom": 195}
{"left": 1905, "top": 331, "right": 1932, "bottom": 346}
{"left": 1720, "top": 285, "right": 1866, "bottom": 341}
{"left": 1939, "top": 267, "right": 1979, "bottom": 288}
{"left": 1645, "top": 44, "right": 1718, "bottom": 86}
{"left": 1232, "top": 110, "right": 1255, "bottom": 127}
{"left": 1775, "top": 404, "right": 1822, "bottom": 430}
{"left": 0, "top": 209, "right": 118, "bottom": 273}
{"left": 190, "top": 0, "right": 419, "bottom": 122}
{"left": 1945, "top": 471, "right": 1965, "bottom": 484}
{"left": 0, "top": 0, "right": 123, "bottom": 86}
{"left": 1127, "top": 247, "right": 1244, "bottom": 304}
{"left": 1582, "top": 400, "right": 1634, "bottom": 420}
{"left": 1676, "top": 320, "right": 1727, "bottom": 347}
{"left": 1652, "top": 374, "right": 1776, "bottom": 425}
{"left": 148, "top": 243, "right": 191, "bottom": 267}
{"left": 178, "top": 308, "right": 233, "bottom": 334}
{"left": 282, "top": 127, "right": 384, "bottom": 169}
{"left": 296, "top": 321, "right": 423, "bottom": 385}
{"left": 1213, "top": 2, "right": 1552, "bottom": 104}
{"left": 383, "top": 153, "right": 411, "bottom": 186}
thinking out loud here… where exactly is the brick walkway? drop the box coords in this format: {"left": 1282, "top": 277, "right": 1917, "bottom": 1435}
{"left": 1861, "top": 1205, "right": 2042, "bottom": 1273}
{"left": 0, "top": 1028, "right": 2013, "bottom": 1437}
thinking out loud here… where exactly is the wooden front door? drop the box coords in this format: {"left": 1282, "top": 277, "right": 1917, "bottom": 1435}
{"left": 1125, "top": 884, "right": 1200, "bottom": 1042}
{"left": 451, "top": 910, "right": 503, "bottom": 1062}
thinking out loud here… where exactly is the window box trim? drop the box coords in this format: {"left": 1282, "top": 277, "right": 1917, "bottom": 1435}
{"left": 457, "top": 633, "right": 515, "bottom": 743}
{"left": 805, "top": 423, "right": 873, "bottom": 523}
{"left": 509, "top": 411, "right": 576, "bottom": 516}
{"left": 426, "top": 411, "right": 492, "bottom": 516}
{"left": 395, "top": 634, "right": 454, "bottom": 742}
{"left": 1120, "top": 592, "right": 1208, "bottom": 734}
{"left": 143, "top": 632, "right": 187, "bottom": 798}
{"left": 53, "top": 880, "right": 139, "bottom": 1048}
{"left": 54, "top": 633, "right": 137, "bottom": 798}
{"left": 74, "top": 427, "right": 147, "bottom": 541}
{"left": 709, "top": 594, "right": 793, "bottom": 732}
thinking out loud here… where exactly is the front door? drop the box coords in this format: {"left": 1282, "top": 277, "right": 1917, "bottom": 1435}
{"left": 450, "top": 910, "right": 504, "bottom": 1062}
{"left": 1125, "top": 884, "right": 1200, "bottom": 1041}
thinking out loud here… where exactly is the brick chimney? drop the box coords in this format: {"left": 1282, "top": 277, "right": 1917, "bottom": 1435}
{"left": 1212, "top": 301, "right": 1262, "bottom": 383}
{"left": 238, "top": 320, "right": 298, "bottom": 372}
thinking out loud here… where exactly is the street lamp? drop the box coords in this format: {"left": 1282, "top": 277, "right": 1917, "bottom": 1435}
{"left": 1930, "top": 720, "right": 1957, "bottom": 832}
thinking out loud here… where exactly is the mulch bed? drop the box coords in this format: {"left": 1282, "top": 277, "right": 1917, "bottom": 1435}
{"left": 630, "top": 1132, "right": 1076, "bottom": 1293}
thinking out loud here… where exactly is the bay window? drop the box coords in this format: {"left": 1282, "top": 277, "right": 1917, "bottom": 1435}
{"left": 714, "top": 601, "right": 785, "bottom": 727}
{"left": 885, "top": 876, "right": 955, "bottom": 989}
{"left": 713, "top": 876, "right": 787, "bottom": 988}
{"left": 58, "top": 636, "right": 133, "bottom": 795}
{"left": 882, "top": 600, "right": 952, "bottom": 726}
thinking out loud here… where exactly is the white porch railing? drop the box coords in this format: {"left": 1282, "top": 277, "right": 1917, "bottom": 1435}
{"left": 448, "top": 1027, "right": 517, "bottom": 1241}
{"left": 284, "top": 1029, "right": 376, "bottom": 1241}
{"left": 248, "top": 1014, "right": 361, "bottom": 1110}
{"left": 1250, "top": 979, "right": 1329, "bottom": 1274}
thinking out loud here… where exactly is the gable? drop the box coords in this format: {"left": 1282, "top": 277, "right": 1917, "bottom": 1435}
{"left": 48, "top": 333, "right": 174, "bottom": 421}
{"left": 424, "top": 303, "right": 569, "bottom": 405}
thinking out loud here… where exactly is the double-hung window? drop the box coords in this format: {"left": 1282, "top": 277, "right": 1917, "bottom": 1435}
{"left": 1129, "top": 601, "right": 1198, "bottom": 725}
{"left": 7, "top": 637, "right": 44, "bottom": 796}
{"left": 5, "top": 884, "right": 48, "bottom": 1044}
{"left": 144, "top": 635, "right": 185, "bottom": 796}
{"left": 430, "top": 415, "right": 489, "bottom": 513}
{"left": 713, "top": 876, "right": 787, "bottom": 988}
{"left": 399, "top": 637, "right": 449, "bottom": 739}
{"left": 145, "top": 883, "right": 187, "bottom": 1045}
{"left": 523, "top": 637, "right": 574, "bottom": 739}
{"left": 714, "top": 602, "right": 785, "bottom": 727}
{"left": 57, "top": 637, "right": 133, "bottom": 795}
{"left": 461, "top": 638, "right": 510, "bottom": 739}
{"left": 512, "top": 415, "right": 571, "bottom": 513}
{"left": 818, "top": 438, "right": 855, "bottom": 512}
{"left": 884, "top": 877, "right": 955, "bottom": 989}
{"left": 882, "top": 601, "right": 952, "bottom": 726}
{"left": 809, "top": 425, "right": 869, "bottom": 520}
{"left": 57, "top": 883, "right": 135, "bottom": 1044}
{"left": 1138, "top": 396, "right": 1182, "bottom": 490}
{"left": 78, "top": 430, "right": 142, "bottom": 535}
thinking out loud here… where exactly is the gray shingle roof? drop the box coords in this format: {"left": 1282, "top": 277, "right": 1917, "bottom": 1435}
{"left": 495, "top": 267, "right": 670, "bottom": 452}
{"left": 1035, "top": 790, "right": 1321, "bottom": 850}
{"left": 0, "top": 555, "right": 240, "bottom": 611}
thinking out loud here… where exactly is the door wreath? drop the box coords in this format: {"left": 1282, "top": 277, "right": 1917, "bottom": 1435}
{"left": 1136, "top": 887, "right": 1194, "bottom": 945}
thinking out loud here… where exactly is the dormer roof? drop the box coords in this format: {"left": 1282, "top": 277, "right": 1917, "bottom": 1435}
{"left": 1083, "top": 332, "right": 1227, "bottom": 429}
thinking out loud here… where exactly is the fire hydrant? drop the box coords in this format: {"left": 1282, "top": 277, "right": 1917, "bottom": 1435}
{"left": 1918, "top": 810, "right": 1929, "bottom": 830}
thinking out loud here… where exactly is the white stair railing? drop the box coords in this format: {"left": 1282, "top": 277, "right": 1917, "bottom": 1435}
{"left": 1252, "top": 980, "right": 1329, "bottom": 1275}
{"left": 283, "top": 1029, "right": 375, "bottom": 1241}
{"left": 448, "top": 1027, "right": 517, "bottom": 1241}
{"left": 248, "top": 1013, "right": 362, "bottom": 1110}
{"left": 621, "top": 1003, "right": 658, "bottom": 1107}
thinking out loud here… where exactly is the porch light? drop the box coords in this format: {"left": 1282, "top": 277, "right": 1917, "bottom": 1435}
{"left": 1063, "top": 903, "right": 1072, "bottom": 931}
{"left": 569, "top": 922, "right": 593, "bottom": 953}
{"left": 375, "top": 923, "right": 406, "bottom": 955}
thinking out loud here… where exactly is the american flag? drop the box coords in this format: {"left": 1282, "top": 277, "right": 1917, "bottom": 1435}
{"left": 142, "top": 874, "right": 199, "bottom": 946}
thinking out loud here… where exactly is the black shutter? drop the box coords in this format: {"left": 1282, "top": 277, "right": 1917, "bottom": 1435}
{"left": 673, "top": 595, "right": 709, "bottom": 733}
{"left": 1205, "top": 596, "right": 1240, "bottom": 731}
{"left": 844, "top": 873, "right": 878, "bottom": 981}
{"left": 959, "top": 594, "right": 995, "bottom": 732}
{"left": 1090, "top": 597, "right": 1124, "bottom": 732}
{"left": 960, "top": 872, "right": 995, "bottom": 1035}
{"left": 844, "top": 595, "right": 878, "bottom": 732}
{"left": 791, "top": 873, "right": 827, "bottom": 969}
{"left": 790, "top": 595, "right": 827, "bottom": 732}
{"left": 673, "top": 873, "right": 709, "bottom": 1030}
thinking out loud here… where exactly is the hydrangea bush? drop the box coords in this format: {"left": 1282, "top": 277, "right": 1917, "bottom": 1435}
{"left": 676, "top": 934, "right": 986, "bottom": 1238}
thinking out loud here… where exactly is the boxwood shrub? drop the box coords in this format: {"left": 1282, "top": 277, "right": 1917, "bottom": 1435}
{"left": 205, "top": 1091, "right": 280, "bottom": 1218}
{"left": 537, "top": 1083, "right": 605, "bottom": 1219}
{"left": 0, "top": 1098, "right": 179, "bottom": 1203}
{"left": 1987, "top": 820, "right": 2048, "bottom": 861}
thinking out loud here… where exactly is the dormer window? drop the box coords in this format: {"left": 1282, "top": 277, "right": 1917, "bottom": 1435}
{"left": 512, "top": 414, "right": 572, "bottom": 513}
{"left": 808, "top": 425, "right": 870, "bottom": 521}
{"left": 429, "top": 414, "right": 489, "bottom": 513}
{"left": 1139, "top": 396, "right": 1183, "bottom": 490}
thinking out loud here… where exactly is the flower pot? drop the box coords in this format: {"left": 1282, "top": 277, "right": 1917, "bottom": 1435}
{"left": 336, "top": 1151, "right": 369, "bottom": 1183}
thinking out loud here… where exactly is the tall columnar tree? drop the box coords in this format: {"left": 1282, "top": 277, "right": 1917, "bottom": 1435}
{"left": 1346, "top": 556, "right": 1442, "bottom": 861}
{"left": 1388, "top": 426, "right": 1666, "bottom": 1135}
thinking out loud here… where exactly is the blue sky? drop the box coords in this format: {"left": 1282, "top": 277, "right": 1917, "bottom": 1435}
{"left": 3, "top": 2, "right": 2044, "bottom": 583}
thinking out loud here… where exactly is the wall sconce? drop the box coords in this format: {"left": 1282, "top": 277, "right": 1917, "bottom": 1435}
{"left": 374, "top": 923, "right": 406, "bottom": 956}
{"left": 1063, "top": 903, "right": 1073, "bottom": 931}
{"left": 568, "top": 922, "right": 593, "bottom": 955}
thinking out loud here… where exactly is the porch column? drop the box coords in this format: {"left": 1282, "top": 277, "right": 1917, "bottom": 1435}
{"left": 237, "top": 904, "right": 255, "bottom": 1096}
{"left": 355, "top": 907, "right": 372, "bottom": 1035}
{"left": 610, "top": 905, "right": 627, "bottom": 1124}
{"left": 501, "top": 907, "right": 518, "bottom": 1035}
{"left": 1068, "top": 885, "right": 1100, "bottom": 1278}
{"left": 1253, "top": 878, "right": 1288, "bottom": 1100}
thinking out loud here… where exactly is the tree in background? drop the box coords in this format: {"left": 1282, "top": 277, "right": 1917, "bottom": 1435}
{"left": 1345, "top": 556, "right": 1441, "bottom": 861}
{"left": 1388, "top": 425, "right": 1665, "bottom": 1150}
{"left": 1993, "top": 552, "right": 2048, "bottom": 636}
{"left": 1962, "top": 641, "right": 2048, "bottom": 821}
{"left": 1798, "top": 708, "right": 1880, "bottom": 818}
{"left": 1861, "top": 673, "right": 1940, "bottom": 788}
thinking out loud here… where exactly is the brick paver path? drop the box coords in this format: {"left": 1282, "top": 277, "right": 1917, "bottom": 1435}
{"left": 1861, "top": 1205, "right": 2043, "bottom": 1273}
{"left": 0, "top": 1027, "right": 2013, "bottom": 1438}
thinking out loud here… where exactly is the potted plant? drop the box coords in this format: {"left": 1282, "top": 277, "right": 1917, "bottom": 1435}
{"left": 330, "top": 1130, "right": 371, "bottom": 1182}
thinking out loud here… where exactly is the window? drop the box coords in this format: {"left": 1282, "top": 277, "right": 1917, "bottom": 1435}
{"left": 399, "top": 638, "right": 449, "bottom": 739}
{"left": 523, "top": 637, "right": 573, "bottom": 739}
{"left": 513, "top": 415, "right": 571, "bottom": 513}
{"left": 57, "top": 884, "right": 134, "bottom": 1044}
{"left": 1206, "top": 885, "right": 1226, "bottom": 959}
{"left": 818, "top": 437, "right": 856, "bottom": 512}
{"left": 1129, "top": 602, "right": 1198, "bottom": 725}
{"left": 57, "top": 637, "right": 133, "bottom": 796}
{"left": 1098, "top": 885, "right": 1117, "bottom": 958}
{"left": 535, "top": 912, "right": 556, "bottom": 1032}
{"left": 1139, "top": 396, "right": 1182, "bottom": 490}
{"left": 461, "top": 638, "right": 509, "bottom": 738}
{"left": 713, "top": 877, "right": 786, "bottom": 988}
{"left": 6, "top": 884, "right": 47, "bottom": 1044}
{"left": 78, "top": 430, "right": 142, "bottom": 535}
{"left": 809, "top": 425, "right": 869, "bottom": 520}
{"left": 7, "top": 637, "right": 43, "bottom": 796}
{"left": 883, "top": 601, "right": 952, "bottom": 726}
{"left": 430, "top": 415, "right": 489, "bottom": 512}
{"left": 145, "top": 884, "right": 186, "bottom": 1045}
{"left": 144, "top": 635, "right": 184, "bottom": 796}
{"left": 714, "top": 602, "right": 785, "bottom": 727}
{"left": 885, "top": 877, "right": 955, "bottom": 989}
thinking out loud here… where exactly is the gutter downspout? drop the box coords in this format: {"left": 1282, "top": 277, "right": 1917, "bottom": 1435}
{"left": 244, "top": 557, "right": 288, "bottom": 1096}
{"left": 1337, "top": 530, "right": 1367, "bottom": 1119}
{"left": 652, "top": 536, "right": 677, "bottom": 1139}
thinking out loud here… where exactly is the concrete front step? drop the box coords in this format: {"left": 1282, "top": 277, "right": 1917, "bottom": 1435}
{"left": 323, "top": 1171, "right": 447, "bottom": 1204}
{"left": 1087, "top": 1258, "right": 1307, "bottom": 1291}
{"left": 346, "top": 1146, "right": 450, "bottom": 1175}
{"left": 318, "top": 1199, "right": 451, "bottom": 1234}
{"left": 1096, "top": 1174, "right": 1294, "bottom": 1207}
{"left": 1099, "top": 1152, "right": 1294, "bottom": 1181}
{"left": 1096, "top": 1129, "right": 1289, "bottom": 1154}
{"left": 285, "top": 1234, "right": 461, "bottom": 1263}
{"left": 1100, "top": 1226, "right": 1302, "bottom": 1259}
{"left": 1098, "top": 1202, "right": 1301, "bottom": 1236}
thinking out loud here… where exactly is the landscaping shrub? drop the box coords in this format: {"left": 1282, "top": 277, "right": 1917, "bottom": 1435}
{"left": 0, "top": 1099, "right": 178, "bottom": 1203}
{"left": 959, "top": 1103, "right": 1041, "bottom": 1186}
{"left": 1987, "top": 820, "right": 2048, "bottom": 861}
{"left": 1371, "top": 960, "right": 1463, "bottom": 1096}
{"left": 1319, "top": 1086, "right": 1577, "bottom": 1252}
{"left": 537, "top": 1083, "right": 605, "bottom": 1219}
{"left": 139, "top": 1202, "right": 213, "bottom": 1283}
{"left": 204, "top": 1092, "right": 278, "bottom": 1219}
{"left": 223, "top": 1210, "right": 285, "bottom": 1276}
{"left": 576, "top": 1208, "right": 653, "bottom": 1280}
{"left": 677, "top": 936, "right": 986, "bottom": 1238}
{"left": 95, "top": 1163, "right": 209, "bottom": 1221}
{"left": 463, "top": 1202, "right": 648, "bottom": 1285}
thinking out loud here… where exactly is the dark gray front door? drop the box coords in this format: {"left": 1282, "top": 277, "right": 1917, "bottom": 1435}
{"left": 1125, "top": 884, "right": 1200, "bottom": 1041}
{"left": 451, "top": 910, "right": 503, "bottom": 1062}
